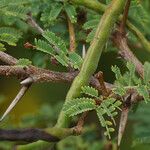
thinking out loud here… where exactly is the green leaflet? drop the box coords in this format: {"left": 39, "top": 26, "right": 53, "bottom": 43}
{"left": 113, "top": 85, "right": 126, "bottom": 96}
{"left": 35, "top": 39, "right": 55, "bottom": 56}
{"left": 0, "top": 27, "right": 22, "bottom": 46}
{"left": 0, "top": 35, "right": 17, "bottom": 46}
{"left": 86, "top": 28, "right": 96, "bottom": 43}
{"left": 111, "top": 65, "right": 122, "bottom": 81}
{"left": 130, "top": 1, "right": 150, "bottom": 34}
{"left": 41, "top": 3, "right": 63, "bottom": 26}
{"left": 0, "top": 0, "right": 29, "bottom": 7}
{"left": 81, "top": 86, "right": 99, "bottom": 98}
{"left": 0, "top": 27, "right": 22, "bottom": 37}
{"left": 63, "top": 98, "right": 95, "bottom": 117}
{"left": 83, "top": 19, "right": 99, "bottom": 30}
{"left": 137, "top": 85, "right": 150, "bottom": 103}
{"left": 68, "top": 52, "right": 83, "bottom": 69}
{"left": 64, "top": 3, "right": 77, "bottom": 23}
{"left": 126, "top": 62, "right": 136, "bottom": 86}
{"left": 0, "top": 43, "right": 6, "bottom": 51}
{"left": 16, "top": 58, "right": 32, "bottom": 68}
{"left": 54, "top": 55, "right": 68, "bottom": 67}
{"left": 96, "top": 98, "right": 122, "bottom": 139}
{"left": 42, "top": 30, "right": 68, "bottom": 54}
{"left": 83, "top": 14, "right": 100, "bottom": 42}
{"left": 96, "top": 107, "right": 114, "bottom": 139}
{"left": 0, "top": 0, "right": 29, "bottom": 20}
{"left": 143, "top": 62, "right": 150, "bottom": 84}
{"left": 1, "top": 5, "right": 28, "bottom": 19}
{"left": 112, "top": 62, "right": 150, "bottom": 104}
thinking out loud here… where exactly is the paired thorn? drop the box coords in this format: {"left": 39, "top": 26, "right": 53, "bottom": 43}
{"left": 117, "top": 93, "right": 131, "bottom": 147}
{"left": 117, "top": 106, "right": 129, "bottom": 147}
{"left": 0, "top": 79, "right": 32, "bottom": 122}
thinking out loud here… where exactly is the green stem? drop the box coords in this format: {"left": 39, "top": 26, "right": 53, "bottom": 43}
{"left": 69, "top": 0, "right": 150, "bottom": 53}
{"left": 126, "top": 20, "right": 150, "bottom": 53}
{"left": 68, "top": 0, "right": 106, "bottom": 13}
{"left": 56, "top": 0, "right": 126, "bottom": 128}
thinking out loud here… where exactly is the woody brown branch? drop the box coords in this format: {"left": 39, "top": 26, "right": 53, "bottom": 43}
{"left": 0, "top": 55, "right": 145, "bottom": 104}
{"left": 0, "top": 50, "right": 113, "bottom": 91}
{"left": 95, "top": 71, "right": 109, "bottom": 97}
{"left": 112, "top": 31, "right": 144, "bottom": 78}
{"left": 0, "top": 128, "right": 59, "bottom": 143}
{"left": 75, "top": 111, "right": 88, "bottom": 134}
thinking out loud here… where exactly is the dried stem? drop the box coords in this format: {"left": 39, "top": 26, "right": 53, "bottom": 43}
{"left": 67, "top": 16, "right": 76, "bottom": 52}
{"left": 75, "top": 111, "right": 88, "bottom": 134}
{"left": 95, "top": 71, "right": 109, "bottom": 97}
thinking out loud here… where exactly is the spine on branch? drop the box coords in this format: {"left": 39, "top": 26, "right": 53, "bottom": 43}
{"left": 56, "top": 0, "right": 126, "bottom": 128}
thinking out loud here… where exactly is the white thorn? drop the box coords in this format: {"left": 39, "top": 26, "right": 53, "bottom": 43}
{"left": 20, "top": 77, "right": 33, "bottom": 85}
{"left": 82, "top": 44, "right": 86, "bottom": 59}
{"left": 0, "top": 86, "right": 30, "bottom": 122}
{"left": 118, "top": 107, "right": 129, "bottom": 147}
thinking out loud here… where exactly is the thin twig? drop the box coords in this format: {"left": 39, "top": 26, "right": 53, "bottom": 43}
{"left": 0, "top": 51, "right": 17, "bottom": 65}
{"left": 27, "top": 13, "right": 44, "bottom": 34}
{"left": 67, "top": 16, "right": 76, "bottom": 52}
{"left": 0, "top": 84, "right": 31, "bottom": 122}
{"left": 0, "top": 128, "right": 59, "bottom": 143}
{"left": 119, "top": 0, "right": 131, "bottom": 34}
{"left": 95, "top": 71, "right": 109, "bottom": 97}
{"left": 75, "top": 111, "right": 88, "bottom": 134}
{"left": 112, "top": 33, "right": 144, "bottom": 78}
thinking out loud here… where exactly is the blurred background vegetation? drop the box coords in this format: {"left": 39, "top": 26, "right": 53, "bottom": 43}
{"left": 0, "top": 0, "right": 150, "bottom": 149}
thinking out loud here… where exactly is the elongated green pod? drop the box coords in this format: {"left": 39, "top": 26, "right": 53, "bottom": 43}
{"left": 56, "top": 0, "right": 126, "bottom": 128}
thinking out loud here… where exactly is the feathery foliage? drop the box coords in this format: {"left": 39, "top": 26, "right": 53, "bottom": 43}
{"left": 35, "top": 30, "right": 83, "bottom": 69}
{"left": 112, "top": 62, "right": 150, "bottom": 103}
{"left": 63, "top": 86, "right": 122, "bottom": 139}
{"left": 1, "top": 0, "right": 150, "bottom": 149}
{"left": 0, "top": 27, "right": 22, "bottom": 47}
